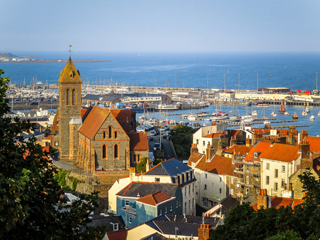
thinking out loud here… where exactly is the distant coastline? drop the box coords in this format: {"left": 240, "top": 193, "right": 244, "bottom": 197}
{"left": 1, "top": 59, "right": 111, "bottom": 63}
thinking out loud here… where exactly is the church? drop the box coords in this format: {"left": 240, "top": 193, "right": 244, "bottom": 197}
{"left": 51, "top": 58, "right": 149, "bottom": 174}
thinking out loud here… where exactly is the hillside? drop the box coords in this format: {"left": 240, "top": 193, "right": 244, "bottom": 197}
{"left": 0, "top": 53, "right": 18, "bottom": 58}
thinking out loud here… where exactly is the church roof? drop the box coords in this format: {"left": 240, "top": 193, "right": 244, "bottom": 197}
{"left": 127, "top": 132, "right": 149, "bottom": 151}
{"left": 58, "top": 58, "right": 82, "bottom": 84}
{"left": 78, "top": 106, "right": 110, "bottom": 139}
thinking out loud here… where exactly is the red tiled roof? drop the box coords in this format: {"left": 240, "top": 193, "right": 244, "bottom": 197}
{"left": 81, "top": 108, "right": 87, "bottom": 117}
{"left": 106, "top": 229, "right": 127, "bottom": 240}
{"left": 251, "top": 197, "right": 303, "bottom": 210}
{"left": 203, "top": 132, "right": 224, "bottom": 138}
{"left": 304, "top": 136, "right": 320, "bottom": 153}
{"left": 136, "top": 191, "right": 171, "bottom": 206}
{"left": 245, "top": 141, "right": 271, "bottom": 162}
{"left": 260, "top": 143, "right": 299, "bottom": 162}
{"left": 127, "top": 132, "right": 149, "bottom": 151}
{"left": 78, "top": 106, "right": 110, "bottom": 139}
{"left": 224, "top": 144, "right": 252, "bottom": 156}
{"left": 188, "top": 152, "right": 205, "bottom": 166}
{"left": 111, "top": 109, "right": 132, "bottom": 132}
{"left": 229, "top": 130, "right": 241, "bottom": 138}
{"left": 201, "top": 155, "right": 234, "bottom": 176}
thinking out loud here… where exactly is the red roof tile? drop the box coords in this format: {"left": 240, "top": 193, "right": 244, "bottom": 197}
{"left": 111, "top": 109, "right": 132, "bottom": 132}
{"left": 245, "top": 141, "right": 271, "bottom": 162}
{"left": 251, "top": 197, "right": 303, "bottom": 210}
{"left": 304, "top": 136, "right": 320, "bottom": 153}
{"left": 127, "top": 132, "right": 149, "bottom": 151}
{"left": 106, "top": 229, "right": 127, "bottom": 240}
{"left": 224, "top": 144, "right": 252, "bottom": 156}
{"left": 188, "top": 152, "right": 205, "bottom": 166}
{"left": 260, "top": 143, "right": 299, "bottom": 162}
{"left": 203, "top": 132, "right": 225, "bottom": 138}
{"left": 136, "top": 191, "right": 171, "bottom": 206}
{"left": 201, "top": 155, "right": 234, "bottom": 176}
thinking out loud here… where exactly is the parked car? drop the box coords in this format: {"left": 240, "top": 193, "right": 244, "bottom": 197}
{"left": 150, "top": 130, "right": 158, "bottom": 136}
{"left": 147, "top": 135, "right": 153, "bottom": 141}
{"left": 153, "top": 143, "right": 160, "bottom": 151}
{"left": 30, "top": 101, "right": 38, "bottom": 105}
{"left": 160, "top": 125, "right": 170, "bottom": 131}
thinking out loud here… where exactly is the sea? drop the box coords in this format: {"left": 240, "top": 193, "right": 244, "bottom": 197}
{"left": 1, "top": 51, "right": 320, "bottom": 135}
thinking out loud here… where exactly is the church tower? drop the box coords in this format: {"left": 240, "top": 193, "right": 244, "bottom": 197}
{"left": 58, "top": 58, "right": 82, "bottom": 161}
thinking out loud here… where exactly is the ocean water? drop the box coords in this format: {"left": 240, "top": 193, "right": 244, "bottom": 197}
{"left": 1, "top": 51, "right": 320, "bottom": 135}
{"left": 1, "top": 51, "right": 320, "bottom": 91}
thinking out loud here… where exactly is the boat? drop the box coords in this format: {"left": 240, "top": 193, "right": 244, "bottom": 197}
{"left": 302, "top": 111, "right": 308, "bottom": 116}
{"left": 310, "top": 115, "right": 315, "bottom": 121}
{"left": 284, "top": 111, "right": 290, "bottom": 115}
{"left": 271, "top": 111, "right": 277, "bottom": 117}
{"left": 187, "top": 114, "right": 198, "bottom": 121}
{"left": 318, "top": 111, "right": 320, "bottom": 117}
{"left": 251, "top": 110, "right": 258, "bottom": 116}
{"left": 157, "top": 104, "right": 179, "bottom": 111}
{"left": 305, "top": 107, "right": 310, "bottom": 114}
{"left": 279, "top": 105, "right": 286, "bottom": 114}
{"left": 292, "top": 113, "right": 298, "bottom": 119}
{"left": 264, "top": 120, "right": 270, "bottom": 125}
{"left": 229, "top": 116, "right": 241, "bottom": 122}
{"left": 257, "top": 103, "right": 269, "bottom": 108}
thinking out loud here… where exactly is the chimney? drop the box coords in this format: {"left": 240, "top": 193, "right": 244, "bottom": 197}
{"left": 300, "top": 129, "right": 308, "bottom": 141}
{"left": 206, "top": 144, "right": 214, "bottom": 161}
{"left": 298, "top": 140, "right": 310, "bottom": 159}
{"left": 146, "top": 158, "right": 151, "bottom": 172}
{"left": 246, "top": 137, "right": 252, "bottom": 147}
{"left": 198, "top": 224, "right": 213, "bottom": 240}
{"left": 230, "top": 136, "right": 237, "bottom": 147}
{"left": 190, "top": 144, "right": 198, "bottom": 156}
{"left": 256, "top": 189, "right": 268, "bottom": 210}
{"left": 129, "top": 167, "right": 136, "bottom": 181}
{"left": 288, "top": 133, "right": 296, "bottom": 145}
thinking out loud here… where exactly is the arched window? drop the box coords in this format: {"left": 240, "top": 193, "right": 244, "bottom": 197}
{"left": 103, "top": 131, "right": 107, "bottom": 139}
{"left": 114, "top": 144, "right": 118, "bottom": 159}
{"left": 66, "top": 89, "right": 70, "bottom": 105}
{"left": 72, "top": 89, "right": 76, "bottom": 105}
{"left": 102, "top": 145, "right": 107, "bottom": 159}
{"left": 109, "top": 126, "right": 112, "bottom": 139}
{"left": 114, "top": 131, "right": 118, "bottom": 139}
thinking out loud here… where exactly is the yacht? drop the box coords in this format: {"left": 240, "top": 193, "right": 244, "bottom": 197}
{"left": 279, "top": 105, "right": 286, "bottom": 114}
{"left": 271, "top": 111, "right": 277, "bottom": 117}
{"left": 302, "top": 111, "right": 308, "bottom": 116}
{"left": 251, "top": 110, "right": 258, "bottom": 117}
{"left": 292, "top": 113, "right": 298, "bottom": 120}
{"left": 305, "top": 107, "right": 310, "bottom": 114}
{"left": 310, "top": 115, "right": 315, "bottom": 121}
{"left": 157, "top": 104, "right": 178, "bottom": 111}
{"left": 318, "top": 111, "right": 320, "bottom": 117}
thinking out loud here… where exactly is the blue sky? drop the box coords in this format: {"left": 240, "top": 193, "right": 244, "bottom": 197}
{"left": 1, "top": 0, "right": 320, "bottom": 52}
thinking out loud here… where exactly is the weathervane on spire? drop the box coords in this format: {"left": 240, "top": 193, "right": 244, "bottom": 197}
{"left": 69, "top": 45, "right": 72, "bottom": 60}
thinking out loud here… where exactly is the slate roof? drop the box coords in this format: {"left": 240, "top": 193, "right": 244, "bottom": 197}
{"left": 87, "top": 215, "right": 126, "bottom": 232}
{"left": 136, "top": 191, "right": 172, "bottom": 206}
{"left": 127, "top": 132, "right": 149, "bottom": 151}
{"left": 206, "top": 195, "right": 240, "bottom": 218}
{"left": 141, "top": 232, "right": 169, "bottom": 240}
{"left": 144, "top": 214, "right": 217, "bottom": 237}
{"left": 116, "top": 182, "right": 179, "bottom": 198}
{"left": 260, "top": 143, "right": 299, "bottom": 162}
{"left": 144, "top": 159, "right": 192, "bottom": 176}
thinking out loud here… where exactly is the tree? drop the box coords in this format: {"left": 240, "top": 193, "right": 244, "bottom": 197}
{"left": 210, "top": 170, "right": 320, "bottom": 240}
{"left": 153, "top": 158, "right": 164, "bottom": 166}
{"left": 0, "top": 70, "right": 105, "bottom": 239}
{"left": 136, "top": 157, "right": 149, "bottom": 173}
{"left": 169, "top": 125, "right": 196, "bottom": 159}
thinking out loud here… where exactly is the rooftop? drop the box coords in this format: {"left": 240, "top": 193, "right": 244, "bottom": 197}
{"left": 144, "top": 159, "right": 192, "bottom": 176}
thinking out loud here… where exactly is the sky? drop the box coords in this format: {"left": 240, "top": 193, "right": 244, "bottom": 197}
{"left": 1, "top": 0, "right": 320, "bottom": 52}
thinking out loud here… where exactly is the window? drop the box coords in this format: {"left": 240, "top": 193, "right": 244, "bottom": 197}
{"left": 282, "top": 165, "right": 285, "bottom": 173}
{"left": 230, "top": 189, "right": 234, "bottom": 195}
{"left": 160, "top": 209, "right": 162, "bottom": 215}
{"left": 192, "top": 183, "right": 194, "bottom": 193}
{"left": 281, "top": 179, "right": 285, "bottom": 188}
{"left": 185, "top": 202, "right": 187, "bottom": 213}
{"left": 204, "top": 184, "right": 207, "bottom": 190}
{"left": 266, "top": 163, "right": 270, "bottom": 170}
{"left": 266, "top": 176, "right": 270, "bottom": 185}
{"left": 155, "top": 178, "right": 160, "bottom": 182}
{"left": 114, "top": 131, "right": 118, "bottom": 139}
{"left": 129, "top": 217, "right": 132, "bottom": 224}
{"left": 133, "top": 154, "right": 136, "bottom": 162}
{"left": 66, "top": 89, "right": 70, "bottom": 105}
{"left": 165, "top": 206, "right": 167, "bottom": 213}
{"left": 203, "top": 141, "right": 205, "bottom": 146}
{"left": 219, "top": 188, "right": 222, "bottom": 194}
{"left": 189, "top": 200, "right": 191, "bottom": 210}
{"left": 205, "top": 173, "right": 207, "bottom": 178}
{"left": 102, "top": 145, "right": 107, "bottom": 159}
{"left": 72, "top": 89, "right": 76, "bottom": 105}
{"left": 125, "top": 200, "right": 130, "bottom": 206}
{"left": 176, "top": 201, "right": 178, "bottom": 208}
{"left": 170, "top": 204, "right": 172, "bottom": 211}
{"left": 103, "top": 131, "right": 107, "bottom": 139}
{"left": 185, "top": 187, "right": 186, "bottom": 196}
{"left": 114, "top": 144, "right": 119, "bottom": 159}
{"left": 54, "top": 141, "right": 59, "bottom": 146}
{"left": 113, "top": 223, "right": 119, "bottom": 231}
{"left": 275, "top": 182, "right": 278, "bottom": 191}
{"left": 189, "top": 185, "right": 190, "bottom": 195}
{"left": 246, "top": 176, "right": 250, "bottom": 184}
{"left": 203, "top": 198, "right": 208, "bottom": 207}
{"left": 192, "top": 198, "right": 194, "bottom": 209}
{"left": 220, "top": 177, "right": 222, "bottom": 182}
{"left": 196, "top": 139, "right": 199, "bottom": 144}
{"left": 109, "top": 126, "right": 112, "bottom": 139}
{"left": 231, "top": 178, "right": 234, "bottom": 184}
{"left": 275, "top": 169, "right": 278, "bottom": 178}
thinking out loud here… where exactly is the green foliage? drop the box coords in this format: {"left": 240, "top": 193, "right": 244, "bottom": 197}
{"left": 169, "top": 125, "right": 196, "bottom": 159}
{"left": 153, "top": 158, "right": 164, "bottom": 166}
{"left": 68, "top": 176, "right": 84, "bottom": 191}
{"left": 0, "top": 70, "right": 105, "bottom": 239}
{"left": 54, "top": 169, "right": 71, "bottom": 190}
{"left": 137, "top": 157, "right": 148, "bottom": 173}
{"left": 210, "top": 170, "right": 320, "bottom": 240}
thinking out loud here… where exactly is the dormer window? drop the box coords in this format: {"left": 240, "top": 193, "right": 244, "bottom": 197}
{"left": 113, "top": 223, "right": 119, "bottom": 231}
{"left": 253, "top": 152, "right": 261, "bottom": 158}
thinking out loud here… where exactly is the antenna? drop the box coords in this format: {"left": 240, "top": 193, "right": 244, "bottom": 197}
{"left": 69, "top": 45, "right": 72, "bottom": 59}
